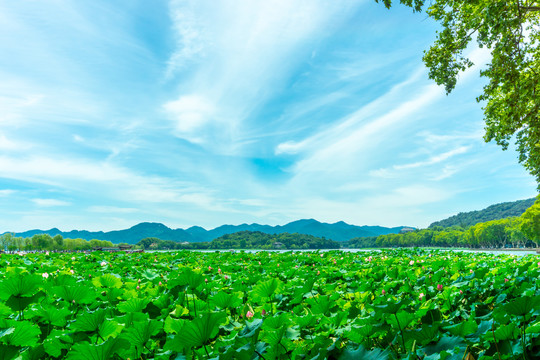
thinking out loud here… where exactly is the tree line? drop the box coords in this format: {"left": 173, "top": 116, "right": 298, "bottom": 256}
{"left": 136, "top": 231, "right": 341, "bottom": 250}
{"left": 348, "top": 196, "right": 540, "bottom": 249}
{"left": 0, "top": 233, "right": 116, "bottom": 252}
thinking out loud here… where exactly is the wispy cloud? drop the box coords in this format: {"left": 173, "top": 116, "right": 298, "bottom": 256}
{"left": 32, "top": 198, "right": 71, "bottom": 207}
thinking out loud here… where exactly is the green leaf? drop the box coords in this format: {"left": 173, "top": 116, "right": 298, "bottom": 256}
{"left": 504, "top": 295, "right": 540, "bottom": 317}
{"left": 117, "top": 297, "right": 149, "bottom": 313}
{"left": 36, "top": 304, "right": 72, "bottom": 327}
{"left": 339, "top": 344, "right": 390, "bottom": 360}
{"left": 444, "top": 318, "right": 478, "bottom": 337}
{"left": 120, "top": 319, "right": 162, "bottom": 349}
{"left": 171, "top": 312, "right": 227, "bottom": 349}
{"left": 164, "top": 316, "right": 186, "bottom": 335}
{"left": 0, "top": 275, "right": 41, "bottom": 299}
{"left": 92, "top": 274, "right": 123, "bottom": 289}
{"left": 250, "top": 278, "right": 283, "bottom": 302}
{"left": 99, "top": 320, "right": 124, "bottom": 340}
{"left": 71, "top": 309, "right": 107, "bottom": 332}
{"left": 43, "top": 330, "right": 73, "bottom": 358}
{"left": 0, "top": 345, "right": 19, "bottom": 360}
{"left": 54, "top": 285, "right": 96, "bottom": 304}
{"left": 66, "top": 338, "right": 130, "bottom": 360}
{"left": 2, "top": 320, "right": 41, "bottom": 347}
{"left": 210, "top": 291, "right": 241, "bottom": 310}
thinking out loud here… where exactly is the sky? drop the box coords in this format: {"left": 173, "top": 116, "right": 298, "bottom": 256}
{"left": 0, "top": 0, "right": 537, "bottom": 232}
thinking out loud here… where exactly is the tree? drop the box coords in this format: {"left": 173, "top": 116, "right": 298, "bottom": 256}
{"left": 521, "top": 196, "right": 540, "bottom": 246}
{"left": 378, "top": 0, "right": 540, "bottom": 186}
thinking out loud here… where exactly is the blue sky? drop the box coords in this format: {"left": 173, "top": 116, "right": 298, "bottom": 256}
{"left": 0, "top": 0, "right": 537, "bottom": 232}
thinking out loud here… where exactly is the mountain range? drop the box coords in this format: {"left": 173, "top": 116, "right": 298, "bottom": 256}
{"left": 428, "top": 197, "right": 536, "bottom": 228}
{"left": 5, "top": 219, "right": 409, "bottom": 244}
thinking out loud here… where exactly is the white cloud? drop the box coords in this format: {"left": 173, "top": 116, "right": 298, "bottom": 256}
{"left": 393, "top": 146, "right": 470, "bottom": 170}
{"left": 32, "top": 198, "right": 71, "bottom": 207}
{"left": 0, "top": 189, "right": 16, "bottom": 197}
{"left": 163, "top": 94, "right": 216, "bottom": 141}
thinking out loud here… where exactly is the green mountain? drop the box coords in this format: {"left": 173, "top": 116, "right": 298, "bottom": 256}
{"left": 428, "top": 198, "right": 536, "bottom": 229}
{"left": 5, "top": 220, "right": 409, "bottom": 244}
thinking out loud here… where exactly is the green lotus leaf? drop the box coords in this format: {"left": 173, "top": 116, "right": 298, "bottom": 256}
{"left": 169, "top": 311, "right": 227, "bottom": 350}
{"left": 210, "top": 291, "right": 242, "bottom": 310}
{"left": 120, "top": 319, "right": 162, "bottom": 355}
{"left": 503, "top": 295, "right": 540, "bottom": 317}
{"left": 66, "top": 338, "right": 130, "bottom": 360}
{"left": 117, "top": 297, "right": 149, "bottom": 313}
{"left": 444, "top": 319, "right": 478, "bottom": 337}
{"left": 387, "top": 311, "right": 416, "bottom": 330}
{"left": 92, "top": 274, "right": 123, "bottom": 289}
{"left": 404, "top": 324, "right": 440, "bottom": 345}
{"left": 164, "top": 316, "right": 186, "bottom": 334}
{"left": 140, "top": 269, "right": 160, "bottom": 281}
{"left": 238, "top": 319, "right": 263, "bottom": 338}
{"left": 21, "top": 344, "right": 45, "bottom": 360}
{"left": 0, "top": 274, "right": 42, "bottom": 299}
{"left": 493, "top": 323, "right": 518, "bottom": 341}
{"left": 306, "top": 295, "right": 333, "bottom": 315}
{"left": 0, "top": 344, "right": 19, "bottom": 360}
{"left": 421, "top": 335, "right": 466, "bottom": 356}
{"left": 43, "top": 330, "right": 74, "bottom": 358}
{"left": 262, "top": 313, "right": 290, "bottom": 330}
{"left": 250, "top": 278, "right": 283, "bottom": 302}
{"left": 1, "top": 320, "right": 41, "bottom": 347}
{"left": 54, "top": 285, "right": 96, "bottom": 304}
{"left": 5, "top": 292, "right": 43, "bottom": 312}
{"left": 339, "top": 344, "right": 390, "bottom": 360}
{"left": 99, "top": 320, "right": 124, "bottom": 340}
{"left": 71, "top": 308, "right": 107, "bottom": 332}
{"left": 35, "top": 304, "right": 72, "bottom": 327}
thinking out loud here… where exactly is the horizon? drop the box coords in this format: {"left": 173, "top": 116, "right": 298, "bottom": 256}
{"left": 6, "top": 217, "right": 412, "bottom": 234}
{"left": 0, "top": 1, "right": 537, "bottom": 233}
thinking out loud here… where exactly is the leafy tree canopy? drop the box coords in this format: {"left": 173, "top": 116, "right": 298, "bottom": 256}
{"left": 378, "top": 0, "right": 540, "bottom": 186}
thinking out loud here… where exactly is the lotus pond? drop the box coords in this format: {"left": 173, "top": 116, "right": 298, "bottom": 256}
{"left": 0, "top": 249, "right": 539, "bottom": 359}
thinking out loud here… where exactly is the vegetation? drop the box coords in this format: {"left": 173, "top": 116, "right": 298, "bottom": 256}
{"left": 0, "top": 233, "right": 114, "bottom": 252}
{"left": 1, "top": 249, "right": 540, "bottom": 359}
{"left": 378, "top": 0, "right": 540, "bottom": 186}
{"left": 350, "top": 197, "right": 540, "bottom": 249}
{"left": 429, "top": 198, "right": 536, "bottom": 229}
{"left": 136, "top": 231, "right": 340, "bottom": 250}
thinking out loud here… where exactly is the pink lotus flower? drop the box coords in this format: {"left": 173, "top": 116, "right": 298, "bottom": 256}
{"left": 470, "top": 269, "right": 473, "bottom": 273}
{"left": 100, "top": 261, "right": 107, "bottom": 266}
{"left": 70, "top": 270, "right": 74, "bottom": 275}
{"left": 261, "top": 309, "right": 267, "bottom": 316}
{"left": 218, "top": 268, "right": 222, "bottom": 273}
{"left": 246, "top": 311, "right": 254, "bottom": 319}
{"left": 208, "top": 266, "right": 213, "bottom": 271}
{"left": 317, "top": 270, "right": 320, "bottom": 275}
{"left": 419, "top": 293, "right": 425, "bottom": 300}
{"left": 437, "top": 284, "right": 443, "bottom": 291}
{"left": 136, "top": 285, "right": 140, "bottom": 290}
{"left": 42, "top": 272, "right": 49, "bottom": 279}
{"left": 205, "top": 278, "right": 208, "bottom": 283}
{"left": 224, "top": 275, "right": 229, "bottom": 280}
{"left": 158, "top": 281, "right": 162, "bottom": 286}
{"left": 71, "top": 256, "right": 75, "bottom": 260}
{"left": 258, "top": 261, "right": 261, "bottom": 265}
{"left": 138, "top": 279, "right": 141, "bottom": 283}
{"left": 89, "top": 274, "right": 92, "bottom": 278}
{"left": 459, "top": 290, "right": 463, "bottom": 294}
{"left": 409, "top": 260, "right": 414, "bottom": 265}
{"left": 382, "top": 289, "right": 386, "bottom": 295}
{"left": 504, "top": 278, "right": 509, "bottom": 283}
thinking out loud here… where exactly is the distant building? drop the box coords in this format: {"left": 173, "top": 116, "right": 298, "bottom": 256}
{"left": 273, "top": 242, "right": 285, "bottom": 249}
{"left": 399, "top": 227, "right": 416, "bottom": 234}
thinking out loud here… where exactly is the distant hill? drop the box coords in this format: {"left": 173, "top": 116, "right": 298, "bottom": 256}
{"left": 5, "top": 220, "right": 409, "bottom": 244}
{"left": 429, "top": 198, "right": 536, "bottom": 229}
